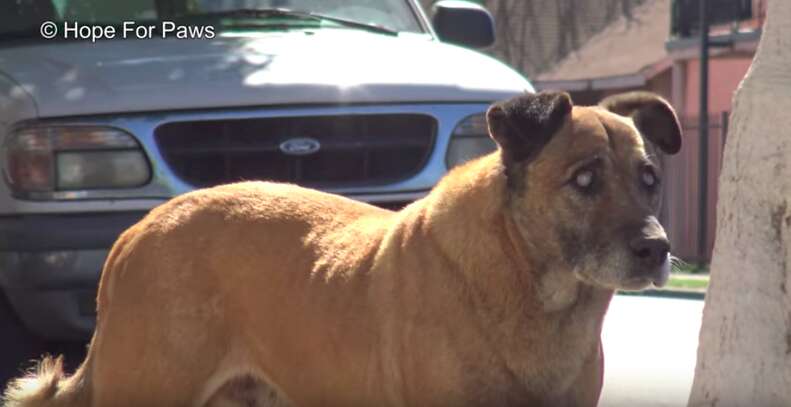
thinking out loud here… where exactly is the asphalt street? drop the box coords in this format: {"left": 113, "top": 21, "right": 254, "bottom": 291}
{"left": 1, "top": 294, "right": 703, "bottom": 404}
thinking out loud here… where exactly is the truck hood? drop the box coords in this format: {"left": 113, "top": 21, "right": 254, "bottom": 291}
{"left": 0, "top": 30, "right": 532, "bottom": 119}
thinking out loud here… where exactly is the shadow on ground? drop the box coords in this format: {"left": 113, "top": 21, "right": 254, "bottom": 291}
{"left": 0, "top": 293, "right": 87, "bottom": 390}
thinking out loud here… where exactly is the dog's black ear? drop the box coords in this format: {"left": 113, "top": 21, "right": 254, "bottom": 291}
{"left": 487, "top": 91, "right": 572, "bottom": 164}
{"left": 599, "top": 92, "right": 682, "bottom": 155}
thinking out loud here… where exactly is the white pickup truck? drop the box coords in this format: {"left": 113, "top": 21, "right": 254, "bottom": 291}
{"left": 0, "top": 0, "right": 533, "bottom": 340}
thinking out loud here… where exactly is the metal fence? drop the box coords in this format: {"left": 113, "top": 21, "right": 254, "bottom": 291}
{"left": 660, "top": 112, "right": 729, "bottom": 264}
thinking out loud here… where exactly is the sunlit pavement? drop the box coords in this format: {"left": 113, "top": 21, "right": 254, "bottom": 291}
{"left": 600, "top": 295, "right": 704, "bottom": 407}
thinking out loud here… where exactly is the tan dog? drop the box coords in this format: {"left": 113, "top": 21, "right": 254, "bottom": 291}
{"left": 4, "top": 91, "right": 682, "bottom": 407}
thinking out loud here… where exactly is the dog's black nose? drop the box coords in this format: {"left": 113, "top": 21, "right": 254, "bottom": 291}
{"left": 630, "top": 236, "right": 670, "bottom": 267}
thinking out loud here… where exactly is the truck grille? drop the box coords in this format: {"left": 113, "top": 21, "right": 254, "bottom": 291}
{"left": 155, "top": 114, "right": 436, "bottom": 188}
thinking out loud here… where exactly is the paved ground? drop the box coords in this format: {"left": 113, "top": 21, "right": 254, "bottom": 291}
{"left": 600, "top": 295, "right": 704, "bottom": 407}
{"left": 1, "top": 294, "right": 703, "bottom": 404}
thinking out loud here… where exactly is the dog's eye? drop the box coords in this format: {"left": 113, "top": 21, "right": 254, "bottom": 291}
{"left": 641, "top": 167, "right": 659, "bottom": 189}
{"left": 574, "top": 169, "right": 595, "bottom": 189}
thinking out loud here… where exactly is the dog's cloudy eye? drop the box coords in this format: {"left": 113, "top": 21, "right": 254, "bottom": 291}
{"left": 641, "top": 168, "right": 658, "bottom": 188}
{"left": 575, "top": 170, "right": 594, "bottom": 189}
{"left": 642, "top": 172, "right": 655, "bottom": 186}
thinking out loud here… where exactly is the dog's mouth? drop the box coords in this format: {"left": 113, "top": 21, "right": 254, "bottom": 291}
{"left": 650, "top": 257, "right": 671, "bottom": 288}
{"left": 628, "top": 254, "right": 671, "bottom": 289}
{"left": 573, "top": 253, "right": 672, "bottom": 291}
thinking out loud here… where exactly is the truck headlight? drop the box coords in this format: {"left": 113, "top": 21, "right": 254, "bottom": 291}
{"left": 445, "top": 113, "right": 497, "bottom": 169}
{"left": 3, "top": 126, "right": 150, "bottom": 197}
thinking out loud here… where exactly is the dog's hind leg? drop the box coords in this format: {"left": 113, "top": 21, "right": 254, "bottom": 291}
{"left": 202, "top": 374, "right": 291, "bottom": 407}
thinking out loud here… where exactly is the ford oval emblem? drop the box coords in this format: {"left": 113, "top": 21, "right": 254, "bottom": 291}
{"left": 279, "top": 137, "right": 321, "bottom": 156}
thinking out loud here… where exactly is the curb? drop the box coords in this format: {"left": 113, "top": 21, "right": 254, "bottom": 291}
{"left": 617, "top": 289, "right": 705, "bottom": 300}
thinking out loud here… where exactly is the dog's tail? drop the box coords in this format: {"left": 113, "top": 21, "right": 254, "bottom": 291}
{"left": 2, "top": 354, "right": 91, "bottom": 407}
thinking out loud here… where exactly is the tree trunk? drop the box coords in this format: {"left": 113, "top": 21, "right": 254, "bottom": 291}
{"left": 688, "top": 1, "right": 791, "bottom": 406}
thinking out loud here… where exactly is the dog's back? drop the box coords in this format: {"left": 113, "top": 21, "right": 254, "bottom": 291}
{"left": 96, "top": 181, "right": 398, "bottom": 406}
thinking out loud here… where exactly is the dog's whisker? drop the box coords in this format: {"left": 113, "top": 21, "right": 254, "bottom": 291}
{"left": 670, "top": 256, "right": 686, "bottom": 266}
{"left": 669, "top": 255, "right": 693, "bottom": 273}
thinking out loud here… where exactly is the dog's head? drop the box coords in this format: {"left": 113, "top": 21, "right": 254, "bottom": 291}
{"left": 487, "top": 91, "right": 681, "bottom": 290}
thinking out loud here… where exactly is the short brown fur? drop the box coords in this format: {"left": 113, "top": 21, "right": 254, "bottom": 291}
{"left": 3, "top": 92, "right": 681, "bottom": 407}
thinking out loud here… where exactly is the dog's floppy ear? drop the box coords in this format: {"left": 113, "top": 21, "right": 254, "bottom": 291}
{"left": 487, "top": 91, "right": 572, "bottom": 164}
{"left": 599, "top": 91, "right": 682, "bottom": 155}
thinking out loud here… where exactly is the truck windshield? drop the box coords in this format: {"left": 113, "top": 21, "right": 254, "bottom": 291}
{"left": 0, "top": 0, "right": 424, "bottom": 41}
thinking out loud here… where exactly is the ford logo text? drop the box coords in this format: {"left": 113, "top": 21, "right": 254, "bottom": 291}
{"left": 279, "top": 137, "right": 321, "bottom": 156}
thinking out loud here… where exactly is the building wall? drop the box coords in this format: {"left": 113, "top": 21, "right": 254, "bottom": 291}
{"left": 647, "top": 68, "right": 673, "bottom": 101}
{"left": 683, "top": 56, "right": 754, "bottom": 116}
{"left": 659, "top": 55, "right": 752, "bottom": 262}
{"left": 662, "top": 111, "right": 729, "bottom": 262}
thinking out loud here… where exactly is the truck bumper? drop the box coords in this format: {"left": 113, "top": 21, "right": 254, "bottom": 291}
{"left": 0, "top": 211, "right": 148, "bottom": 340}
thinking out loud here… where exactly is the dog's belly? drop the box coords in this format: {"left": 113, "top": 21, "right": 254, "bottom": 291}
{"left": 203, "top": 375, "right": 291, "bottom": 407}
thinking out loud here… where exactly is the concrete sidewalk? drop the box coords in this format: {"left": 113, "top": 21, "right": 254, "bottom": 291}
{"left": 599, "top": 295, "right": 704, "bottom": 407}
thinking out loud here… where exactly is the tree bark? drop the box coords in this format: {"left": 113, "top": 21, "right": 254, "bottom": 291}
{"left": 688, "top": 1, "right": 791, "bottom": 406}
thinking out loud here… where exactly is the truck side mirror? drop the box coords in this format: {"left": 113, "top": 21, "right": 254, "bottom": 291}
{"left": 431, "top": 0, "right": 495, "bottom": 49}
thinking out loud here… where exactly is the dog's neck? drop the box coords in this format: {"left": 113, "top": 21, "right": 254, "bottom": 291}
{"left": 390, "top": 153, "right": 614, "bottom": 402}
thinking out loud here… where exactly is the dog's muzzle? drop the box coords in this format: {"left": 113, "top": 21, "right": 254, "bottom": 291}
{"left": 629, "top": 218, "right": 671, "bottom": 287}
